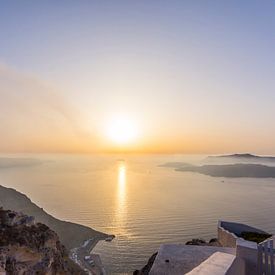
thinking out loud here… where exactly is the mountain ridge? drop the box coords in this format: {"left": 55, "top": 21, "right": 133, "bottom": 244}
{"left": 207, "top": 153, "right": 275, "bottom": 161}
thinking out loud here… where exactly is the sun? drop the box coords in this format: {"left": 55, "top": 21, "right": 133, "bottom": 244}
{"left": 106, "top": 116, "right": 139, "bottom": 145}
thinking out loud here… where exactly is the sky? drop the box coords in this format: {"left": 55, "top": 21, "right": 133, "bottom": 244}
{"left": 0, "top": 1, "right": 275, "bottom": 154}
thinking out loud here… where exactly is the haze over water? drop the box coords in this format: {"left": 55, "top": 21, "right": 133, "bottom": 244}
{"left": 0, "top": 2, "right": 275, "bottom": 275}
{"left": 1, "top": 154, "right": 275, "bottom": 274}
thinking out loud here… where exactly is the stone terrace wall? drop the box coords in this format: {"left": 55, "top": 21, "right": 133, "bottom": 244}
{"left": 217, "top": 220, "right": 268, "bottom": 248}
{"left": 218, "top": 221, "right": 239, "bottom": 248}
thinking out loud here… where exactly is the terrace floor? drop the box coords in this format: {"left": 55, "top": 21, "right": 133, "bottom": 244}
{"left": 149, "top": 244, "right": 236, "bottom": 275}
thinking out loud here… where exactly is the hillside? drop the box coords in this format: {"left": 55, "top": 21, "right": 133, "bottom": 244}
{"left": 0, "top": 208, "right": 85, "bottom": 274}
{"left": 0, "top": 185, "right": 108, "bottom": 249}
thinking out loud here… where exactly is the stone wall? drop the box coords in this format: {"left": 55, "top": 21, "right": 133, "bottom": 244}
{"left": 236, "top": 239, "right": 258, "bottom": 275}
{"left": 218, "top": 221, "right": 239, "bottom": 248}
{"left": 218, "top": 221, "right": 261, "bottom": 275}
{"left": 217, "top": 220, "right": 268, "bottom": 248}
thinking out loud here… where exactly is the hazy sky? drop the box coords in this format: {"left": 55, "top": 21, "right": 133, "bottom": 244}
{"left": 0, "top": 1, "right": 275, "bottom": 154}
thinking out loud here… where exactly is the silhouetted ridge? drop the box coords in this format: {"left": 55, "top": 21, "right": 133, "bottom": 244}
{"left": 207, "top": 153, "right": 275, "bottom": 161}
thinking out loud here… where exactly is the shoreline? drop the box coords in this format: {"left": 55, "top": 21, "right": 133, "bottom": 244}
{"left": 0, "top": 184, "right": 114, "bottom": 274}
{"left": 70, "top": 235, "right": 115, "bottom": 274}
{"left": 0, "top": 185, "right": 109, "bottom": 250}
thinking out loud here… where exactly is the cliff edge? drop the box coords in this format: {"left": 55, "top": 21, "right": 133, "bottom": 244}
{"left": 0, "top": 185, "right": 108, "bottom": 250}
{"left": 0, "top": 208, "right": 85, "bottom": 274}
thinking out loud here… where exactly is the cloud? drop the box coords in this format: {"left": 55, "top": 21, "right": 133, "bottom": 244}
{"left": 0, "top": 63, "right": 94, "bottom": 152}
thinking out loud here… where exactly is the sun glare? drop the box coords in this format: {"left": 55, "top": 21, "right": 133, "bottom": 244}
{"left": 106, "top": 116, "right": 139, "bottom": 145}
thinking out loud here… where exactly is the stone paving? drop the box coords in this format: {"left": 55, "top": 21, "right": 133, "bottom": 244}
{"left": 149, "top": 244, "right": 235, "bottom": 275}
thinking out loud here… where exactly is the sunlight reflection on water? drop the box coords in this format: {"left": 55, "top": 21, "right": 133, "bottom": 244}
{"left": 2, "top": 154, "right": 275, "bottom": 274}
{"left": 114, "top": 162, "right": 128, "bottom": 236}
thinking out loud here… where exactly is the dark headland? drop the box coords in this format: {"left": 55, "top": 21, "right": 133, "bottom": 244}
{"left": 0, "top": 185, "right": 108, "bottom": 249}
{"left": 206, "top": 153, "right": 275, "bottom": 162}
{"left": 175, "top": 163, "right": 275, "bottom": 178}
{"left": 160, "top": 153, "right": 275, "bottom": 178}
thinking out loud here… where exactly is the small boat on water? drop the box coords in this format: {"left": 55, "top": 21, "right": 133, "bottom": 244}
{"left": 105, "top": 235, "right": 115, "bottom": 242}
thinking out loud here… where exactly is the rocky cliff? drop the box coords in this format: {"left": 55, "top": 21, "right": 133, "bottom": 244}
{"left": 0, "top": 185, "right": 107, "bottom": 250}
{"left": 0, "top": 208, "right": 85, "bottom": 274}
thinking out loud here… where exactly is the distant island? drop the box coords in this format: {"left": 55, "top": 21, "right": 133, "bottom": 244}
{"left": 0, "top": 157, "right": 44, "bottom": 168}
{"left": 159, "top": 162, "right": 191, "bottom": 168}
{"left": 176, "top": 163, "right": 275, "bottom": 178}
{"left": 160, "top": 162, "right": 275, "bottom": 178}
{"left": 206, "top": 153, "right": 275, "bottom": 162}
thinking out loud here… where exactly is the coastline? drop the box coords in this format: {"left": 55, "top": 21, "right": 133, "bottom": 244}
{"left": 0, "top": 184, "right": 114, "bottom": 274}
{"left": 70, "top": 235, "right": 115, "bottom": 274}
{"left": 0, "top": 185, "right": 109, "bottom": 249}
{"left": 70, "top": 237, "right": 106, "bottom": 274}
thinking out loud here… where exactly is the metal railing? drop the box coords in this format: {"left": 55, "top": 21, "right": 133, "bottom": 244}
{"left": 258, "top": 238, "right": 275, "bottom": 275}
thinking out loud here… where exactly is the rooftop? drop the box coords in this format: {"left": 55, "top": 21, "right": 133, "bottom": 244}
{"left": 149, "top": 244, "right": 235, "bottom": 275}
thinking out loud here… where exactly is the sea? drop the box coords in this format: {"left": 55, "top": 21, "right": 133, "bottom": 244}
{"left": 1, "top": 154, "right": 275, "bottom": 274}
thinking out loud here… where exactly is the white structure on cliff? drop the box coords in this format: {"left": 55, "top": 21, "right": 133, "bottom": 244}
{"left": 149, "top": 221, "right": 274, "bottom": 275}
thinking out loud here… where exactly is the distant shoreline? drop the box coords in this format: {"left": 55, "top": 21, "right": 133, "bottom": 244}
{"left": 70, "top": 237, "right": 107, "bottom": 274}
{"left": 0, "top": 184, "right": 115, "bottom": 274}
{"left": 161, "top": 162, "right": 275, "bottom": 178}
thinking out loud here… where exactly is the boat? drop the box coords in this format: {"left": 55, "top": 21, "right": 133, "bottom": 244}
{"left": 105, "top": 235, "right": 115, "bottom": 242}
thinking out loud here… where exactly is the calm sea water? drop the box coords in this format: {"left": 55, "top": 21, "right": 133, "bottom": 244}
{"left": 1, "top": 154, "right": 275, "bottom": 274}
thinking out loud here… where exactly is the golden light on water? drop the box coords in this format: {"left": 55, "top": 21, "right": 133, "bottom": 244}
{"left": 113, "top": 162, "right": 129, "bottom": 236}
{"left": 118, "top": 163, "right": 126, "bottom": 201}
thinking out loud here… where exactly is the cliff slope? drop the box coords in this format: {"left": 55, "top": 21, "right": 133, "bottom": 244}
{"left": 0, "top": 185, "right": 107, "bottom": 249}
{"left": 0, "top": 208, "right": 85, "bottom": 274}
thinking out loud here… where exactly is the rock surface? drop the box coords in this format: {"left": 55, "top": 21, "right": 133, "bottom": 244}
{"left": 0, "top": 208, "right": 85, "bottom": 274}
{"left": 185, "top": 238, "right": 221, "bottom": 246}
{"left": 133, "top": 252, "right": 158, "bottom": 275}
